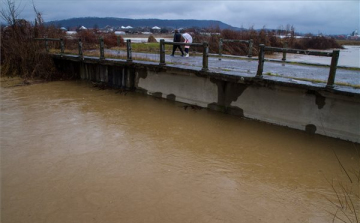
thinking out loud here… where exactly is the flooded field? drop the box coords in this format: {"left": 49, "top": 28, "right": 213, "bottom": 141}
{"left": 1, "top": 80, "right": 359, "bottom": 223}
{"left": 266, "top": 45, "right": 360, "bottom": 68}
{"left": 122, "top": 37, "right": 173, "bottom": 43}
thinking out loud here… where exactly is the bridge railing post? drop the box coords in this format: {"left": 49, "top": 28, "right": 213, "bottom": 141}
{"left": 126, "top": 39, "right": 132, "bottom": 62}
{"left": 100, "top": 37, "right": 105, "bottom": 59}
{"left": 326, "top": 50, "right": 340, "bottom": 88}
{"left": 117, "top": 36, "right": 121, "bottom": 47}
{"left": 78, "top": 38, "right": 83, "bottom": 59}
{"left": 256, "top": 44, "right": 265, "bottom": 77}
{"left": 202, "top": 42, "right": 209, "bottom": 72}
{"left": 219, "top": 38, "right": 223, "bottom": 58}
{"left": 60, "top": 38, "right": 64, "bottom": 55}
{"left": 45, "top": 37, "right": 49, "bottom": 53}
{"left": 282, "top": 42, "right": 288, "bottom": 61}
{"left": 159, "top": 39, "right": 166, "bottom": 66}
{"left": 248, "top": 39, "right": 253, "bottom": 57}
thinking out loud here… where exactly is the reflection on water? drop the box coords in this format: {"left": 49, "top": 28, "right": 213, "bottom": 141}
{"left": 1, "top": 80, "right": 358, "bottom": 223}
{"left": 266, "top": 45, "right": 360, "bottom": 68}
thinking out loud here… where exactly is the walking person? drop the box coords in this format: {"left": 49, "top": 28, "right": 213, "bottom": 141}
{"left": 171, "top": 29, "right": 184, "bottom": 56}
{"left": 182, "top": 32, "right": 193, "bottom": 57}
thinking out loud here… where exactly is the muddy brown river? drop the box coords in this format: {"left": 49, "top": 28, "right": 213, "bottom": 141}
{"left": 1, "top": 80, "right": 359, "bottom": 223}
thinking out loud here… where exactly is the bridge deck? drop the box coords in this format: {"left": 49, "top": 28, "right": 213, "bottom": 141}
{"left": 61, "top": 50, "right": 360, "bottom": 94}
{"left": 106, "top": 49, "right": 359, "bottom": 86}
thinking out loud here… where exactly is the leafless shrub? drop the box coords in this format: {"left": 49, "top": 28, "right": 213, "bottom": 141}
{"left": 187, "top": 25, "right": 342, "bottom": 56}
{"left": 1, "top": 0, "right": 67, "bottom": 80}
{"left": 104, "top": 32, "right": 123, "bottom": 47}
{"left": 76, "top": 30, "right": 97, "bottom": 50}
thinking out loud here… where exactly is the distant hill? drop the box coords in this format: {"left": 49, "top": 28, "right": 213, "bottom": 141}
{"left": 46, "top": 17, "right": 241, "bottom": 30}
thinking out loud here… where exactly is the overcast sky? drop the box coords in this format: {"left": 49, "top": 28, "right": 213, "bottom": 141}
{"left": 4, "top": 0, "right": 360, "bottom": 34}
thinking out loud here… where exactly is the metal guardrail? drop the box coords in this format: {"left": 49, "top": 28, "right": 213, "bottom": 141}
{"left": 159, "top": 39, "right": 209, "bottom": 72}
{"left": 219, "top": 38, "right": 253, "bottom": 58}
{"left": 256, "top": 44, "right": 340, "bottom": 88}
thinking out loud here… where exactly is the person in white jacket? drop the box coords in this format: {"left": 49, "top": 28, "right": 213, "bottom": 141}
{"left": 182, "top": 33, "right": 193, "bottom": 57}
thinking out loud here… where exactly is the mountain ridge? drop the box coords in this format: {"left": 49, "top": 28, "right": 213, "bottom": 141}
{"left": 46, "top": 17, "right": 241, "bottom": 30}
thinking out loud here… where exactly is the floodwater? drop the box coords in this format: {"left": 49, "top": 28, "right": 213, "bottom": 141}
{"left": 123, "top": 37, "right": 173, "bottom": 43}
{"left": 1, "top": 80, "right": 359, "bottom": 223}
{"left": 266, "top": 45, "right": 360, "bottom": 68}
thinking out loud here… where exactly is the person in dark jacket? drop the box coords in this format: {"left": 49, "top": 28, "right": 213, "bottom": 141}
{"left": 171, "top": 29, "right": 184, "bottom": 56}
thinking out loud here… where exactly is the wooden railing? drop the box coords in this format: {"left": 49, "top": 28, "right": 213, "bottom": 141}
{"left": 35, "top": 38, "right": 341, "bottom": 88}
{"left": 159, "top": 39, "right": 209, "bottom": 71}
{"left": 34, "top": 38, "right": 64, "bottom": 54}
{"left": 219, "top": 38, "right": 253, "bottom": 58}
{"left": 256, "top": 44, "right": 340, "bottom": 88}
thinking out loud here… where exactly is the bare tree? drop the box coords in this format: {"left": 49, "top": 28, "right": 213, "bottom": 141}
{"left": 0, "top": 0, "right": 23, "bottom": 26}
{"left": 32, "top": 0, "right": 43, "bottom": 26}
{"left": 1, "top": 0, "right": 63, "bottom": 80}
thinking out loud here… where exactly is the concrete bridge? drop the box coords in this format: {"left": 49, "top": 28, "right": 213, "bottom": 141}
{"left": 43, "top": 38, "right": 360, "bottom": 143}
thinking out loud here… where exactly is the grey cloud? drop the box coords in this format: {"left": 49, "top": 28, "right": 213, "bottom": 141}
{"left": 3, "top": 0, "right": 359, "bottom": 34}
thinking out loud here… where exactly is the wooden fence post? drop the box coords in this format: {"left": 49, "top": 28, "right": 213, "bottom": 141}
{"left": 256, "top": 44, "right": 265, "bottom": 77}
{"left": 60, "top": 38, "right": 64, "bottom": 55}
{"left": 282, "top": 42, "right": 288, "bottom": 61}
{"left": 45, "top": 38, "right": 49, "bottom": 53}
{"left": 202, "top": 42, "right": 209, "bottom": 72}
{"left": 326, "top": 50, "right": 340, "bottom": 88}
{"left": 126, "top": 39, "right": 132, "bottom": 62}
{"left": 100, "top": 37, "right": 105, "bottom": 59}
{"left": 117, "top": 36, "right": 121, "bottom": 47}
{"left": 248, "top": 39, "right": 253, "bottom": 57}
{"left": 219, "top": 38, "right": 223, "bottom": 57}
{"left": 78, "top": 38, "right": 83, "bottom": 59}
{"left": 159, "top": 39, "right": 166, "bottom": 66}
